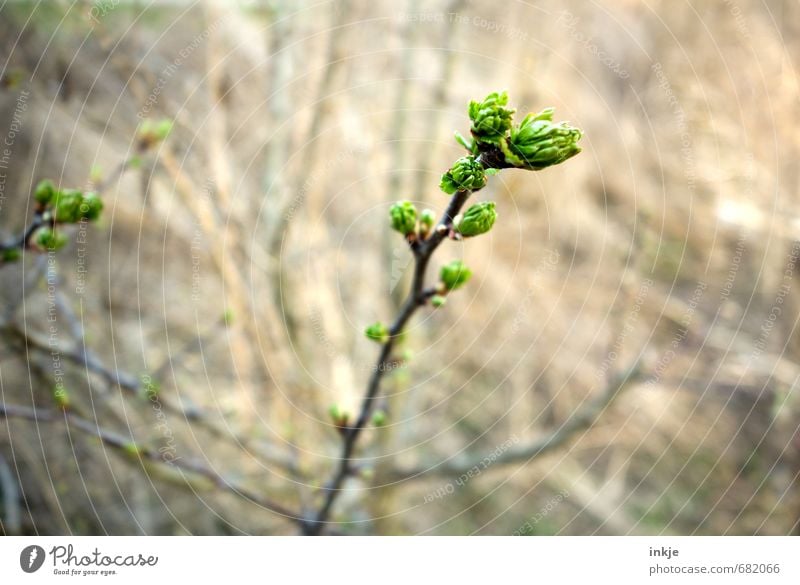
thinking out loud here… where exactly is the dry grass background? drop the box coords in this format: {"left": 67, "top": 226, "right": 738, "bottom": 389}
{"left": 1, "top": 0, "right": 799, "bottom": 535}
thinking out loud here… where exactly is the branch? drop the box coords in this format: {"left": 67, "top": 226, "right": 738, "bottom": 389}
{"left": 0, "top": 402, "right": 302, "bottom": 523}
{"left": 2, "top": 321, "right": 303, "bottom": 478}
{"left": 0, "top": 148, "right": 143, "bottom": 262}
{"left": 303, "top": 151, "right": 500, "bottom": 534}
{"left": 386, "top": 359, "right": 645, "bottom": 481}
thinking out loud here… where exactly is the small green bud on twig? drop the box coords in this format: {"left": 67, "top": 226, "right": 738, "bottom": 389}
{"left": 122, "top": 442, "right": 143, "bottom": 458}
{"left": 419, "top": 209, "right": 436, "bottom": 238}
{"left": 440, "top": 156, "right": 487, "bottom": 194}
{"left": 440, "top": 260, "right": 472, "bottom": 291}
{"left": 34, "top": 179, "right": 56, "bottom": 206}
{"left": 138, "top": 118, "right": 173, "bottom": 147}
{"left": 52, "top": 387, "right": 70, "bottom": 410}
{"left": 431, "top": 295, "right": 447, "bottom": 308}
{"left": 389, "top": 200, "right": 418, "bottom": 235}
{"left": 499, "top": 107, "right": 582, "bottom": 170}
{"left": 455, "top": 201, "right": 497, "bottom": 237}
{"left": 2, "top": 248, "right": 21, "bottom": 263}
{"left": 371, "top": 409, "right": 387, "bottom": 427}
{"left": 364, "top": 322, "right": 389, "bottom": 343}
{"left": 468, "top": 91, "right": 515, "bottom": 145}
{"left": 36, "top": 228, "right": 67, "bottom": 251}
{"left": 328, "top": 404, "right": 350, "bottom": 429}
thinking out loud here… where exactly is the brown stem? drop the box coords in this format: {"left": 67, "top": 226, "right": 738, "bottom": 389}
{"left": 303, "top": 152, "right": 495, "bottom": 535}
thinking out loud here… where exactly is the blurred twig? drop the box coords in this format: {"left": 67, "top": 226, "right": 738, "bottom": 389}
{"left": 2, "top": 319, "right": 304, "bottom": 478}
{"left": 387, "top": 359, "right": 645, "bottom": 481}
{"left": 0, "top": 402, "right": 302, "bottom": 522}
{"left": 0, "top": 452, "right": 22, "bottom": 535}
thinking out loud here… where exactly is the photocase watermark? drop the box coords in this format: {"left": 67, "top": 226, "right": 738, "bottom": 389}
{"left": 137, "top": 14, "right": 231, "bottom": 118}
{"left": 22, "top": 544, "right": 159, "bottom": 577}
{"left": 45, "top": 250, "right": 69, "bottom": 405}
{"left": 719, "top": 231, "right": 746, "bottom": 303}
{"left": 20, "top": 545, "right": 45, "bottom": 573}
{"left": 73, "top": 215, "right": 91, "bottom": 295}
{"left": 595, "top": 278, "right": 654, "bottom": 381}
{"left": 722, "top": 0, "right": 752, "bottom": 40}
{"left": 748, "top": 241, "right": 800, "bottom": 363}
{"left": 0, "top": 89, "right": 30, "bottom": 217}
{"left": 652, "top": 62, "right": 696, "bottom": 201}
{"left": 423, "top": 436, "right": 519, "bottom": 504}
{"left": 642, "top": 280, "right": 707, "bottom": 389}
{"left": 284, "top": 145, "right": 368, "bottom": 222}
{"left": 510, "top": 248, "right": 559, "bottom": 334}
{"left": 142, "top": 374, "right": 181, "bottom": 464}
{"left": 389, "top": 244, "right": 413, "bottom": 293}
{"left": 395, "top": 11, "right": 529, "bottom": 42}
{"left": 87, "top": 0, "right": 120, "bottom": 23}
{"left": 190, "top": 178, "right": 215, "bottom": 303}
{"left": 512, "top": 489, "right": 570, "bottom": 535}
{"left": 557, "top": 11, "right": 630, "bottom": 79}
{"left": 309, "top": 306, "right": 406, "bottom": 374}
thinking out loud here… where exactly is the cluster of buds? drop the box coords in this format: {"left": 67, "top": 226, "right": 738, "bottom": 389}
{"left": 388, "top": 201, "right": 438, "bottom": 241}
{"left": 440, "top": 156, "right": 487, "bottom": 195}
{"left": 35, "top": 179, "right": 103, "bottom": 222}
{"left": 455, "top": 202, "right": 497, "bottom": 238}
{"left": 33, "top": 180, "right": 104, "bottom": 251}
{"left": 358, "top": 92, "right": 582, "bottom": 427}
{"left": 389, "top": 200, "right": 418, "bottom": 235}
{"left": 499, "top": 108, "right": 583, "bottom": 170}
{"left": 468, "top": 91, "right": 515, "bottom": 145}
{"left": 137, "top": 118, "right": 173, "bottom": 149}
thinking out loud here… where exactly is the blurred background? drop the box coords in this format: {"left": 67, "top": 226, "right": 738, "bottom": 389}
{"left": 1, "top": 0, "right": 799, "bottom": 535}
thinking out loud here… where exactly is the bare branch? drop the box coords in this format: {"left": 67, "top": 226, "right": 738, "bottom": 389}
{"left": 387, "top": 360, "right": 645, "bottom": 481}
{"left": 0, "top": 402, "right": 303, "bottom": 523}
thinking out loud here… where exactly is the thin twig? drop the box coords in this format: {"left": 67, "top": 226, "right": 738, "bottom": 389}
{"left": 386, "top": 360, "right": 645, "bottom": 481}
{"left": 2, "top": 321, "right": 303, "bottom": 477}
{"left": 0, "top": 402, "right": 302, "bottom": 523}
{"left": 303, "top": 150, "right": 503, "bottom": 534}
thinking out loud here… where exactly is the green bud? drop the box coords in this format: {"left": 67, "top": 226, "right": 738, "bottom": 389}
{"left": 456, "top": 201, "right": 497, "bottom": 237}
{"left": 138, "top": 118, "right": 173, "bottom": 145}
{"left": 122, "top": 442, "right": 143, "bottom": 458}
{"left": 52, "top": 189, "right": 84, "bottom": 223}
{"left": 389, "top": 200, "right": 418, "bottom": 235}
{"left": 328, "top": 404, "right": 349, "bottom": 426}
{"left": 431, "top": 295, "right": 447, "bottom": 308}
{"left": 371, "top": 409, "right": 387, "bottom": 427}
{"left": 364, "top": 322, "right": 389, "bottom": 344}
{"left": 500, "top": 107, "right": 582, "bottom": 170}
{"left": 2, "top": 248, "right": 21, "bottom": 263}
{"left": 52, "top": 387, "right": 70, "bottom": 410}
{"left": 468, "top": 91, "right": 515, "bottom": 145}
{"left": 90, "top": 165, "right": 103, "bottom": 184}
{"left": 222, "top": 309, "right": 235, "bottom": 326}
{"left": 78, "top": 192, "right": 103, "bottom": 221}
{"left": 155, "top": 119, "right": 173, "bottom": 141}
{"left": 36, "top": 228, "right": 67, "bottom": 251}
{"left": 440, "top": 260, "right": 472, "bottom": 291}
{"left": 420, "top": 209, "right": 436, "bottom": 230}
{"left": 440, "top": 156, "right": 486, "bottom": 194}
{"left": 34, "top": 179, "right": 56, "bottom": 205}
